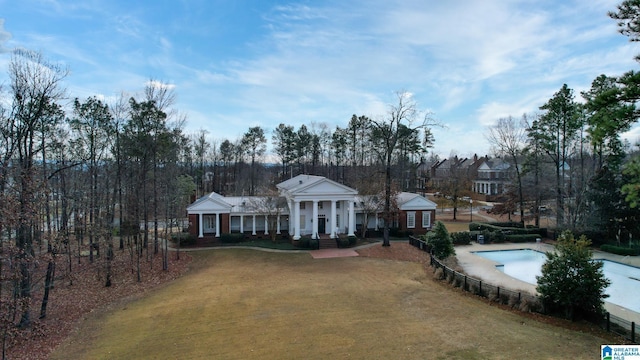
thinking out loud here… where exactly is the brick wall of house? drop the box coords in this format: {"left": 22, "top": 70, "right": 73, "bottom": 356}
{"left": 188, "top": 214, "right": 198, "bottom": 236}
{"left": 221, "top": 214, "right": 230, "bottom": 234}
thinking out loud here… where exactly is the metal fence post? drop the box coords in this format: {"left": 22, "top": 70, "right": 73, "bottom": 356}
{"left": 633, "top": 321, "right": 636, "bottom": 343}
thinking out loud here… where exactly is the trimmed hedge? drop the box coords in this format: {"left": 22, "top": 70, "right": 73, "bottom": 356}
{"left": 348, "top": 235, "right": 358, "bottom": 246}
{"left": 450, "top": 231, "right": 472, "bottom": 245}
{"left": 505, "top": 234, "right": 542, "bottom": 243}
{"left": 299, "top": 237, "right": 311, "bottom": 248}
{"left": 220, "top": 233, "right": 244, "bottom": 243}
{"left": 600, "top": 244, "right": 640, "bottom": 256}
{"left": 469, "top": 222, "right": 546, "bottom": 237}
{"left": 337, "top": 237, "right": 350, "bottom": 248}
{"left": 170, "top": 233, "right": 196, "bottom": 246}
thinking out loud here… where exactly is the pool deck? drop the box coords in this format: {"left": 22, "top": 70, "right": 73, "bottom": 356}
{"left": 456, "top": 242, "right": 640, "bottom": 324}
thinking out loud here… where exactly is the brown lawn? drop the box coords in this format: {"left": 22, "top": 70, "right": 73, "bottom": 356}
{"left": 51, "top": 245, "right": 616, "bottom": 359}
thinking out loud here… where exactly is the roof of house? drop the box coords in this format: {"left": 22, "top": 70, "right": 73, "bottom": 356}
{"left": 396, "top": 192, "right": 437, "bottom": 211}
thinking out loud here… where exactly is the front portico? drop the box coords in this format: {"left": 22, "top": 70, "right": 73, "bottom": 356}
{"left": 277, "top": 175, "right": 357, "bottom": 240}
{"left": 186, "top": 192, "right": 232, "bottom": 238}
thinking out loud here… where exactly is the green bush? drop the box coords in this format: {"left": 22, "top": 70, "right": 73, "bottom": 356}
{"left": 309, "top": 238, "right": 319, "bottom": 250}
{"left": 348, "top": 235, "right": 358, "bottom": 246}
{"left": 421, "top": 221, "right": 454, "bottom": 259}
{"left": 469, "top": 222, "right": 544, "bottom": 237}
{"left": 299, "top": 237, "right": 311, "bottom": 248}
{"left": 171, "top": 233, "right": 196, "bottom": 246}
{"left": 600, "top": 244, "right": 640, "bottom": 256}
{"left": 220, "top": 233, "right": 244, "bottom": 243}
{"left": 506, "top": 234, "right": 543, "bottom": 243}
{"left": 336, "top": 237, "right": 349, "bottom": 248}
{"left": 537, "top": 231, "right": 610, "bottom": 321}
{"left": 450, "top": 231, "right": 471, "bottom": 245}
{"left": 492, "top": 221, "right": 524, "bottom": 228}
{"left": 480, "top": 229, "right": 505, "bottom": 244}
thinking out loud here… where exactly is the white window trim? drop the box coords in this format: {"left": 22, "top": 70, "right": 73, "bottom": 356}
{"left": 407, "top": 211, "right": 416, "bottom": 229}
{"left": 422, "top": 211, "right": 431, "bottom": 228}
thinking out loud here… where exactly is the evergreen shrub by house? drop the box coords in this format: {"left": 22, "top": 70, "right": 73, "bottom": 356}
{"left": 337, "top": 237, "right": 350, "bottom": 248}
{"left": 309, "top": 238, "right": 319, "bottom": 250}
{"left": 348, "top": 235, "right": 357, "bottom": 246}
{"left": 220, "top": 233, "right": 243, "bottom": 243}
{"left": 299, "top": 237, "right": 310, "bottom": 248}
{"left": 171, "top": 233, "right": 196, "bottom": 246}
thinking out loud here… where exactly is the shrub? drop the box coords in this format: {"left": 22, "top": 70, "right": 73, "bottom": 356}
{"left": 421, "top": 221, "right": 455, "bottom": 259}
{"left": 348, "top": 235, "right": 358, "bottom": 246}
{"left": 508, "top": 294, "right": 520, "bottom": 308}
{"left": 171, "top": 233, "right": 196, "bottom": 246}
{"left": 505, "top": 234, "right": 542, "bottom": 243}
{"left": 600, "top": 244, "right": 640, "bottom": 256}
{"left": 519, "top": 297, "right": 541, "bottom": 313}
{"left": 299, "top": 237, "right": 311, "bottom": 248}
{"left": 450, "top": 231, "right": 471, "bottom": 245}
{"left": 220, "top": 233, "right": 243, "bottom": 243}
{"left": 537, "top": 231, "right": 610, "bottom": 321}
{"left": 488, "top": 290, "right": 500, "bottom": 303}
{"left": 433, "top": 267, "right": 444, "bottom": 280}
{"left": 309, "top": 238, "right": 319, "bottom": 250}
{"left": 336, "top": 237, "right": 350, "bottom": 248}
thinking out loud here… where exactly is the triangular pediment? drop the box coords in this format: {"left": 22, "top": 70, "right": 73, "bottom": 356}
{"left": 397, "top": 192, "right": 437, "bottom": 211}
{"left": 278, "top": 175, "right": 357, "bottom": 197}
{"left": 187, "top": 192, "right": 232, "bottom": 213}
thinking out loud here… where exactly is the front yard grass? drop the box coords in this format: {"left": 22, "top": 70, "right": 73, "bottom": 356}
{"left": 52, "top": 248, "right": 614, "bottom": 359}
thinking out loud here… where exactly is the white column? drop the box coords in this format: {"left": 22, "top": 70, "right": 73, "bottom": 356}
{"left": 252, "top": 215, "right": 257, "bottom": 235}
{"left": 288, "top": 200, "right": 294, "bottom": 234}
{"left": 330, "top": 200, "right": 337, "bottom": 238}
{"left": 215, "top": 213, "right": 220, "bottom": 237}
{"left": 312, "top": 200, "right": 318, "bottom": 239}
{"left": 348, "top": 200, "right": 355, "bottom": 236}
{"left": 294, "top": 200, "right": 301, "bottom": 240}
{"left": 198, "top": 213, "right": 204, "bottom": 238}
{"left": 240, "top": 215, "right": 244, "bottom": 233}
{"left": 276, "top": 215, "right": 281, "bottom": 234}
{"left": 264, "top": 215, "right": 269, "bottom": 235}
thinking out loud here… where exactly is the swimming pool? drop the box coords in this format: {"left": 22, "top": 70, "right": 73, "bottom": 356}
{"left": 472, "top": 249, "right": 640, "bottom": 313}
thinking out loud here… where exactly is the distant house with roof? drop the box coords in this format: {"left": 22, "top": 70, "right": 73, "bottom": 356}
{"left": 472, "top": 157, "right": 512, "bottom": 201}
{"left": 186, "top": 175, "right": 437, "bottom": 244}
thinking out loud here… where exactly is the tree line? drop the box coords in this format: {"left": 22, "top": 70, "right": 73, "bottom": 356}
{"left": 477, "top": 1, "right": 640, "bottom": 246}
{"left": 0, "top": 46, "right": 437, "bottom": 350}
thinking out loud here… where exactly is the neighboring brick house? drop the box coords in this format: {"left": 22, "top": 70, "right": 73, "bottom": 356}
{"left": 186, "top": 175, "right": 437, "bottom": 240}
{"left": 472, "top": 157, "right": 512, "bottom": 201}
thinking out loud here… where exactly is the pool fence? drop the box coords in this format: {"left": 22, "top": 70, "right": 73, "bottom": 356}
{"left": 408, "top": 236, "right": 638, "bottom": 344}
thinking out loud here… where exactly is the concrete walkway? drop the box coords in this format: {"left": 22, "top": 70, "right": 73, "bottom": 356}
{"left": 456, "top": 242, "right": 640, "bottom": 324}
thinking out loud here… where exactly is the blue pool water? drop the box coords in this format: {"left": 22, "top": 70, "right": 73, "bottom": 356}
{"left": 472, "top": 249, "right": 640, "bottom": 313}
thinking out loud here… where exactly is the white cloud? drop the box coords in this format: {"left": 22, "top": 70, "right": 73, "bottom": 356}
{"left": 0, "top": 19, "right": 11, "bottom": 53}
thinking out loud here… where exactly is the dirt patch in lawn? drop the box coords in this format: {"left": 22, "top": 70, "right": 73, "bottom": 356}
{"left": 51, "top": 243, "right": 620, "bottom": 359}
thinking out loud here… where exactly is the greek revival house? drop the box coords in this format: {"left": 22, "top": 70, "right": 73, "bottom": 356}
{"left": 186, "top": 175, "right": 436, "bottom": 240}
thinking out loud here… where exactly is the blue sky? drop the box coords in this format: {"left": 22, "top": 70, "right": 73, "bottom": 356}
{"left": 1, "top": 0, "right": 638, "bottom": 158}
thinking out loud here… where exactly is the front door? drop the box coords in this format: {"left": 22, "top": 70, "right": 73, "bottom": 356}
{"left": 317, "top": 217, "right": 326, "bottom": 235}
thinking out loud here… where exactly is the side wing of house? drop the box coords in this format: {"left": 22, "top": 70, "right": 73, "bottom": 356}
{"left": 186, "top": 192, "right": 233, "bottom": 238}
{"left": 396, "top": 192, "right": 437, "bottom": 235}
